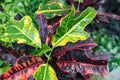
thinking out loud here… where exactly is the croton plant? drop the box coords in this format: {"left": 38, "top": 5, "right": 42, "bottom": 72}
{"left": 0, "top": 0, "right": 120, "bottom": 80}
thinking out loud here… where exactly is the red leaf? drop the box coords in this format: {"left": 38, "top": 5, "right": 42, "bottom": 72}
{"left": 36, "top": 14, "right": 61, "bottom": 46}
{"left": 97, "top": 12, "right": 120, "bottom": 20}
{"left": 0, "top": 45, "right": 21, "bottom": 65}
{"left": 0, "top": 56, "right": 44, "bottom": 80}
{"left": 56, "top": 50, "right": 113, "bottom": 77}
{"left": 85, "top": 51, "right": 114, "bottom": 61}
{"left": 53, "top": 38, "right": 97, "bottom": 58}
{"left": 83, "top": 0, "right": 101, "bottom": 8}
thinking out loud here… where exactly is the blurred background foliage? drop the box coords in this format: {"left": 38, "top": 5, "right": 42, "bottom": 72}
{"left": 0, "top": 0, "right": 46, "bottom": 25}
{"left": 92, "top": 0, "right": 120, "bottom": 72}
{"left": 0, "top": 0, "right": 120, "bottom": 75}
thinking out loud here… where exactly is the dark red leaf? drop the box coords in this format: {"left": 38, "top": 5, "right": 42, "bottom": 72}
{"left": 82, "top": 0, "right": 101, "bottom": 8}
{"left": 14, "top": 13, "right": 22, "bottom": 20}
{"left": 51, "top": 57, "right": 85, "bottom": 80}
{"left": 0, "top": 56, "right": 44, "bottom": 80}
{"left": 96, "top": 6, "right": 120, "bottom": 23}
{"left": 36, "top": 14, "right": 48, "bottom": 44}
{"left": 85, "top": 51, "right": 114, "bottom": 61}
{"left": 0, "top": 45, "right": 21, "bottom": 65}
{"left": 53, "top": 38, "right": 97, "bottom": 58}
{"left": 36, "top": 14, "right": 61, "bottom": 46}
{"left": 56, "top": 50, "right": 113, "bottom": 77}
{"left": 13, "top": 43, "right": 34, "bottom": 56}
{"left": 97, "top": 12, "right": 120, "bottom": 20}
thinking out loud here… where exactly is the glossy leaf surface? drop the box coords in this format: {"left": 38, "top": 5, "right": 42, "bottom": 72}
{"left": 36, "top": 14, "right": 61, "bottom": 46}
{"left": 0, "top": 16, "right": 41, "bottom": 48}
{"left": 34, "top": 64, "right": 58, "bottom": 80}
{"left": 56, "top": 50, "right": 113, "bottom": 76}
{"left": 0, "top": 56, "right": 44, "bottom": 80}
{"left": 53, "top": 38, "right": 97, "bottom": 57}
{"left": 52, "top": 6, "right": 96, "bottom": 47}
{"left": 36, "top": 2, "right": 70, "bottom": 19}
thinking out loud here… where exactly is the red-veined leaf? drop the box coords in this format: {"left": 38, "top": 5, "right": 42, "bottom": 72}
{"left": 36, "top": 14, "right": 61, "bottom": 46}
{"left": 0, "top": 56, "right": 44, "bottom": 80}
{"left": 51, "top": 59, "right": 85, "bottom": 80}
{"left": 85, "top": 51, "right": 114, "bottom": 61}
{"left": 53, "top": 38, "right": 97, "bottom": 58}
{"left": 56, "top": 50, "right": 113, "bottom": 77}
{"left": 0, "top": 45, "right": 21, "bottom": 65}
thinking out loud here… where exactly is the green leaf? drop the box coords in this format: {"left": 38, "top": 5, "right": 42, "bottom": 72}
{"left": 36, "top": 44, "right": 51, "bottom": 56}
{"left": 52, "top": 6, "right": 96, "bottom": 47}
{"left": 34, "top": 64, "right": 58, "bottom": 80}
{"left": 0, "top": 16, "right": 41, "bottom": 48}
{"left": 0, "top": 67, "right": 10, "bottom": 76}
{"left": 36, "top": 1, "right": 70, "bottom": 19}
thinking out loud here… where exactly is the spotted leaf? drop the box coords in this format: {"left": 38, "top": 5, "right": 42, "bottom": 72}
{"left": 53, "top": 37, "right": 97, "bottom": 57}
{"left": 0, "top": 16, "right": 41, "bottom": 48}
{"left": 0, "top": 56, "right": 44, "bottom": 80}
{"left": 36, "top": 1, "right": 70, "bottom": 19}
{"left": 36, "top": 14, "right": 61, "bottom": 46}
{"left": 56, "top": 50, "right": 113, "bottom": 77}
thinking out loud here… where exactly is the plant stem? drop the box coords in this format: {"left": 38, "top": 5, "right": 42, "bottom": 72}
{"left": 47, "top": 46, "right": 55, "bottom": 61}
{"left": 42, "top": 46, "right": 55, "bottom": 80}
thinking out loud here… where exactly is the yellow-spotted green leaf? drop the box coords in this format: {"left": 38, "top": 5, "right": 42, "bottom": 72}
{"left": 52, "top": 6, "right": 96, "bottom": 47}
{"left": 34, "top": 64, "right": 58, "bottom": 80}
{"left": 36, "top": 1, "right": 70, "bottom": 19}
{"left": 0, "top": 16, "right": 41, "bottom": 48}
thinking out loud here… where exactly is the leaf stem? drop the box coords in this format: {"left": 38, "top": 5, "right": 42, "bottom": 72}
{"left": 42, "top": 46, "right": 55, "bottom": 80}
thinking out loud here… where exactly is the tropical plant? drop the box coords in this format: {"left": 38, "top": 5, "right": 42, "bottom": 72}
{"left": 0, "top": 0, "right": 120, "bottom": 80}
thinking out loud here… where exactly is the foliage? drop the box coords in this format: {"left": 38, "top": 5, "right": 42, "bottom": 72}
{"left": 0, "top": 16, "right": 41, "bottom": 48}
{"left": 0, "top": 0, "right": 120, "bottom": 80}
{"left": 34, "top": 64, "right": 58, "bottom": 80}
{"left": 52, "top": 6, "right": 96, "bottom": 47}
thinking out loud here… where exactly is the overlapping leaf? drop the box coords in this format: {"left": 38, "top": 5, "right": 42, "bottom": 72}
{"left": 56, "top": 50, "right": 113, "bottom": 77}
{"left": 36, "top": 1, "right": 70, "bottom": 19}
{"left": 0, "top": 56, "right": 44, "bottom": 80}
{"left": 53, "top": 37, "right": 97, "bottom": 57}
{"left": 0, "top": 45, "right": 20, "bottom": 65}
{"left": 52, "top": 6, "right": 96, "bottom": 47}
{"left": 36, "top": 14, "right": 61, "bottom": 46}
{"left": 0, "top": 16, "right": 41, "bottom": 48}
{"left": 34, "top": 64, "right": 58, "bottom": 80}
